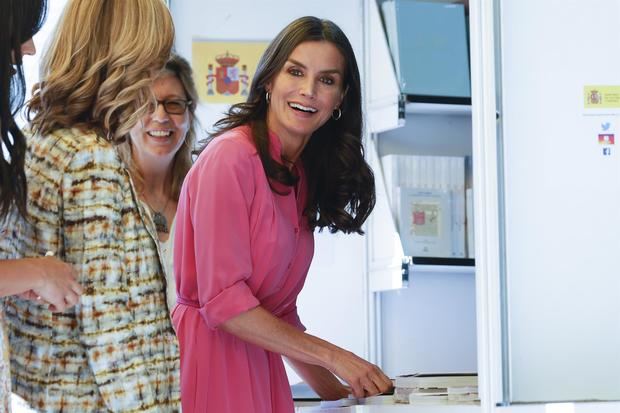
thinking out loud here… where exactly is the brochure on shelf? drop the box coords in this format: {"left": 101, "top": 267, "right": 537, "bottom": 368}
{"left": 398, "top": 187, "right": 452, "bottom": 257}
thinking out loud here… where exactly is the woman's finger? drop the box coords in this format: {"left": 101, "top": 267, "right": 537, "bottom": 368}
{"left": 360, "top": 376, "right": 380, "bottom": 397}
{"left": 350, "top": 380, "right": 365, "bottom": 398}
{"left": 64, "top": 291, "right": 79, "bottom": 306}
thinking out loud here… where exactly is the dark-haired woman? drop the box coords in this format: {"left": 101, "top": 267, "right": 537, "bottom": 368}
{"left": 173, "top": 16, "right": 392, "bottom": 413}
{"left": 0, "top": 0, "right": 82, "bottom": 411}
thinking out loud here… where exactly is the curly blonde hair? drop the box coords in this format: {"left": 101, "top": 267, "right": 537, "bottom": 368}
{"left": 27, "top": 0, "right": 174, "bottom": 141}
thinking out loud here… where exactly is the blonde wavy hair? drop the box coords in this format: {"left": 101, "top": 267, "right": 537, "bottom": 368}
{"left": 27, "top": 0, "right": 174, "bottom": 141}
{"left": 119, "top": 54, "right": 199, "bottom": 202}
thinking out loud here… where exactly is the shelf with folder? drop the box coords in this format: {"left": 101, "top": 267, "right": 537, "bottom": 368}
{"left": 377, "top": 0, "right": 474, "bottom": 267}
{"left": 367, "top": 137, "right": 475, "bottom": 291}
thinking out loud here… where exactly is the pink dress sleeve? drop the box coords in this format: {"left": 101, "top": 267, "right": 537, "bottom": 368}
{"left": 180, "top": 138, "right": 260, "bottom": 329}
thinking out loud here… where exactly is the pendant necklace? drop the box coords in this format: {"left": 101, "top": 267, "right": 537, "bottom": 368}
{"left": 152, "top": 210, "right": 169, "bottom": 234}
{"left": 148, "top": 196, "right": 170, "bottom": 234}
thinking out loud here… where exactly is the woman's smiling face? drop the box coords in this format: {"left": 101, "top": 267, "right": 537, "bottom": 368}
{"left": 129, "top": 74, "right": 190, "bottom": 163}
{"left": 265, "top": 40, "right": 345, "bottom": 145}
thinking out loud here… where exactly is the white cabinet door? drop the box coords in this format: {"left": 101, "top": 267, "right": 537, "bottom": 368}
{"left": 367, "top": 136, "right": 409, "bottom": 292}
{"left": 364, "top": 0, "right": 401, "bottom": 134}
{"left": 471, "top": 0, "right": 620, "bottom": 411}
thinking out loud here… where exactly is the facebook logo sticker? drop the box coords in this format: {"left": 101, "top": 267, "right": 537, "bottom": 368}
{"left": 603, "top": 147, "right": 611, "bottom": 155}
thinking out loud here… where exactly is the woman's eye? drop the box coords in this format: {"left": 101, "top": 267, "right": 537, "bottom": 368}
{"left": 288, "top": 68, "right": 303, "bottom": 76}
{"left": 167, "top": 101, "right": 183, "bottom": 111}
{"left": 320, "top": 76, "right": 335, "bottom": 85}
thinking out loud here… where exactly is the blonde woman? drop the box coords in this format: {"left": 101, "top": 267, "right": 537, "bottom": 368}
{"left": 120, "top": 54, "right": 198, "bottom": 311}
{"left": 3, "top": 0, "right": 180, "bottom": 411}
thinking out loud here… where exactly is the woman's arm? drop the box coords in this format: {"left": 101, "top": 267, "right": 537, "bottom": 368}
{"left": 284, "top": 356, "right": 351, "bottom": 400}
{"left": 0, "top": 257, "right": 81, "bottom": 311}
{"left": 221, "top": 306, "right": 392, "bottom": 398}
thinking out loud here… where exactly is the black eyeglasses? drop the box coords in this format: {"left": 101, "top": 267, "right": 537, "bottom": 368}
{"left": 149, "top": 99, "right": 192, "bottom": 115}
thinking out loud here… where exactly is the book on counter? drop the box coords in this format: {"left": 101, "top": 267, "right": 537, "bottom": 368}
{"left": 395, "top": 372, "right": 477, "bottom": 389}
{"left": 394, "top": 373, "right": 479, "bottom": 405}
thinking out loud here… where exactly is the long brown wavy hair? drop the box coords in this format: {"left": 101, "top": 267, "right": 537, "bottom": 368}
{"left": 0, "top": 0, "right": 47, "bottom": 219}
{"left": 202, "top": 16, "right": 375, "bottom": 234}
{"left": 27, "top": 0, "right": 174, "bottom": 143}
{"left": 119, "top": 54, "right": 198, "bottom": 203}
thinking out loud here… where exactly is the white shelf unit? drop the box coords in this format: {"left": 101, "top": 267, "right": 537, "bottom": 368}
{"left": 362, "top": 0, "right": 478, "bottom": 398}
{"left": 369, "top": 104, "right": 478, "bottom": 381}
{"left": 371, "top": 102, "right": 474, "bottom": 268}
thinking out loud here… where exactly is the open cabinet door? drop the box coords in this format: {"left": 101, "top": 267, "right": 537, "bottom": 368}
{"left": 363, "top": 0, "right": 406, "bottom": 292}
{"left": 367, "top": 136, "right": 408, "bottom": 292}
{"left": 365, "top": 0, "right": 401, "bottom": 134}
{"left": 472, "top": 0, "right": 620, "bottom": 411}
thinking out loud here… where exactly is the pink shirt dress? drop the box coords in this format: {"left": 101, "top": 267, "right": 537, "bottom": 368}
{"left": 172, "top": 125, "right": 314, "bottom": 413}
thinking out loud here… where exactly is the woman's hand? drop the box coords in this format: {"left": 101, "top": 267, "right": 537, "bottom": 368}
{"left": 23, "top": 256, "right": 83, "bottom": 312}
{"left": 329, "top": 349, "right": 393, "bottom": 398}
{"left": 284, "top": 357, "right": 351, "bottom": 401}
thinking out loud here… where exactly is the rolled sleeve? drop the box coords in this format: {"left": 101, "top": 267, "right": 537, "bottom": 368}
{"left": 199, "top": 279, "right": 259, "bottom": 329}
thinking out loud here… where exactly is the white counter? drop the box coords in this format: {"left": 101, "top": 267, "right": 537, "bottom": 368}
{"left": 297, "top": 405, "right": 481, "bottom": 413}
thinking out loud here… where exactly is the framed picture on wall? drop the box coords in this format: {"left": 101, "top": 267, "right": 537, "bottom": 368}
{"left": 192, "top": 40, "right": 269, "bottom": 104}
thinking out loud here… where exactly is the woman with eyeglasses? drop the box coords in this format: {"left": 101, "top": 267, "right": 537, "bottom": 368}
{"left": 119, "top": 54, "right": 198, "bottom": 312}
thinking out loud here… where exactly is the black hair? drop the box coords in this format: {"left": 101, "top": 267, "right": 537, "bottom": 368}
{"left": 0, "top": 0, "right": 47, "bottom": 219}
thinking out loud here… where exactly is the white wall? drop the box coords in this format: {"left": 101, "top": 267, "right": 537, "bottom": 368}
{"left": 170, "top": 0, "right": 369, "bottom": 385}
{"left": 16, "top": 0, "right": 67, "bottom": 128}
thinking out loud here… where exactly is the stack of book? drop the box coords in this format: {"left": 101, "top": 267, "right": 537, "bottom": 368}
{"left": 381, "top": 154, "right": 473, "bottom": 258}
{"left": 394, "top": 373, "right": 479, "bottom": 405}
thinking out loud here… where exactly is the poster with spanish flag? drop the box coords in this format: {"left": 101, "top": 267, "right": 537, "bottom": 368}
{"left": 192, "top": 40, "right": 269, "bottom": 104}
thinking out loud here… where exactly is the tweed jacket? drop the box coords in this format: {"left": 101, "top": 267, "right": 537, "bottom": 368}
{"left": 0, "top": 209, "right": 20, "bottom": 413}
{"left": 1, "top": 128, "right": 180, "bottom": 412}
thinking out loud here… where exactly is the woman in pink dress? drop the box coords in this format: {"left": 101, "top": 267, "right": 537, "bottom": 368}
{"left": 173, "top": 16, "right": 393, "bottom": 413}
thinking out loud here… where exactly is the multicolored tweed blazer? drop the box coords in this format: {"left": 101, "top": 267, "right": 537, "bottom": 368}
{"left": 1, "top": 128, "right": 180, "bottom": 412}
